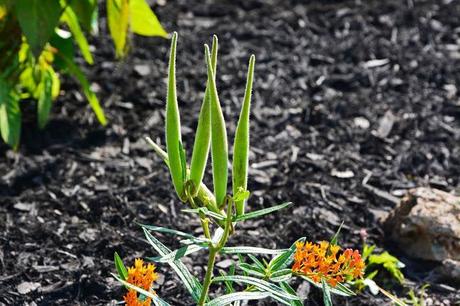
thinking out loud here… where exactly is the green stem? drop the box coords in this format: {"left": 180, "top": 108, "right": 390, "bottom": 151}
{"left": 197, "top": 198, "right": 234, "bottom": 305}
{"left": 198, "top": 248, "right": 217, "bottom": 306}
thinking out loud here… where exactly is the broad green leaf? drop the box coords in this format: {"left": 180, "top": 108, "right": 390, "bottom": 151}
{"left": 234, "top": 202, "right": 292, "bottom": 222}
{"left": 189, "top": 36, "right": 218, "bottom": 196}
{"left": 55, "top": 52, "right": 107, "bottom": 125}
{"left": 113, "top": 252, "right": 128, "bottom": 280}
{"left": 50, "top": 29, "right": 75, "bottom": 71}
{"left": 69, "top": 0, "right": 97, "bottom": 31}
{"left": 165, "top": 32, "right": 185, "bottom": 200}
{"left": 205, "top": 292, "right": 271, "bottom": 306}
{"left": 322, "top": 278, "right": 333, "bottom": 306}
{"left": 37, "top": 70, "right": 53, "bottom": 129}
{"left": 112, "top": 273, "right": 171, "bottom": 306}
{"left": 233, "top": 54, "right": 255, "bottom": 216}
{"left": 0, "top": 83, "right": 21, "bottom": 149}
{"left": 14, "top": 0, "right": 61, "bottom": 56}
{"left": 62, "top": 6, "right": 94, "bottom": 64}
{"left": 280, "top": 282, "right": 303, "bottom": 306}
{"left": 148, "top": 244, "right": 206, "bottom": 263}
{"left": 143, "top": 228, "right": 203, "bottom": 302}
{"left": 106, "top": 0, "right": 129, "bottom": 58}
{"left": 213, "top": 275, "right": 299, "bottom": 303}
{"left": 220, "top": 246, "right": 287, "bottom": 255}
{"left": 205, "top": 44, "right": 228, "bottom": 207}
{"left": 270, "top": 269, "right": 292, "bottom": 282}
{"left": 130, "top": 0, "right": 167, "bottom": 37}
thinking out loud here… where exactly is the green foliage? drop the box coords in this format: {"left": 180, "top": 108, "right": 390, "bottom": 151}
{"left": 363, "top": 244, "right": 405, "bottom": 284}
{"left": 114, "top": 33, "right": 362, "bottom": 306}
{"left": 0, "top": 0, "right": 166, "bottom": 149}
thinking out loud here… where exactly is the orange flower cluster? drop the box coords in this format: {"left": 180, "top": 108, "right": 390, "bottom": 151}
{"left": 292, "top": 241, "right": 365, "bottom": 287}
{"left": 124, "top": 259, "right": 158, "bottom": 306}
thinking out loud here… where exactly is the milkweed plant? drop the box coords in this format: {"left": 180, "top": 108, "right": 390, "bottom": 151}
{"left": 113, "top": 32, "right": 365, "bottom": 306}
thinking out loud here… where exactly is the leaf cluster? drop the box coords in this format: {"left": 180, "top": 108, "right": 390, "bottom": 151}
{"left": 0, "top": 0, "right": 167, "bottom": 148}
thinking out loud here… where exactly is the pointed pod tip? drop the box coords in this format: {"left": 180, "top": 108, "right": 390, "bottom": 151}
{"left": 249, "top": 54, "right": 256, "bottom": 64}
{"left": 212, "top": 34, "right": 218, "bottom": 42}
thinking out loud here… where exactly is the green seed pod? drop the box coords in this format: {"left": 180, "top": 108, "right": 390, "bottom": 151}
{"left": 233, "top": 55, "right": 255, "bottom": 216}
{"left": 165, "top": 32, "right": 186, "bottom": 201}
{"left": 189, "top": 36, "right": 218, "bottom": 196}
{"left": 205, "top": 44, "right": 228, "bottom": 208}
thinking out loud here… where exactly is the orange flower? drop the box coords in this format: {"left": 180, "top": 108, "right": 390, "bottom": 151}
{"left": 123, "top": 259, "right": 158, "bottom": 306}
{"left": 292, "top": 241, "right": 364, "bottom": 287}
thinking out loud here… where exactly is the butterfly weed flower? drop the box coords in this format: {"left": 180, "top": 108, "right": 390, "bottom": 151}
{"left": 292, "top": 241, "right": 365, "bottom": 287}
{"left": 124, "top": 259, "right": 159, "bottom": 306}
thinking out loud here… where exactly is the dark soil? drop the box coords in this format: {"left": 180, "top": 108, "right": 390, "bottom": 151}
{"left": 1, "top": 0, "right": 460, "bottom": 305}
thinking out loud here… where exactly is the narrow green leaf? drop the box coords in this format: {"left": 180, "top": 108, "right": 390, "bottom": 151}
{"left": 113, "top": 252, "right": 128, "bottom": 280}
{"left": 205, "top": 44, "right": 228, "bottom": 207}
{"left": 182, "top": 207, "right": 225, "bottom": 221}
{"left": 140, "top": 223, "right": 203, "bottom": 241}
{"left": 165, "top": 32, "right": 185, "bottom": 200}
{"left": 37, "top": 70, "right": 53, "bottom": 129}
{"left": 234, "top": 202, "right": 292, "bottom": 222}
{"left": 62, "top": 6, "right": 94, "bottom": 64}
{"left": 0, "top": 83, "right": 21, "bottom": 149}
{"left": 213, "top": 275, "right": 299, "bottom": 303}
{"left": 233, "top": 54, "right": 255, "bottom": 216}
{"left": 329, "top": 221, "right": 344, "bottom": 246}
{"left": 112, "top": 273, "right": 171, "bottom": 306}
{"left": 205, "top": 292, "right": 271, "bottom": 306}
{"left": 55, "top": 52, "right": 107, "bottom": 125}
{"left": 268, "top": 249, "right": 294, "bottom": 272}
{"left": 14, "top": 0, "right": 61, "bottom": 56}
{"left": 270, "top": 269, "right": 292, "bottom": 282}
{"left": 238, "top": 263, "right": 265, "bottom": 277}
{"left": 130, "top": 0, "right": 168, "bottom": 37}
{"left": 300, "top": 276, "right": 355, "bottom": 297}
{"left": 69, "top": 0, "right": 97, "bottom": 31}
{"left": 220, "top": 246, "right": 287, "bottom": 255}
{"left": 247, "top": 254, "right": 265, "bottom": 271}
{"left": 322, "top": 278, "right": 333, "bottom": 306}
{"left": 106, "top": 0, "right": 130, "bottom": 58}
{"left": 280, "top": 282, "right": 304, "bottom": 306}
{"left": 148, "top": 244, "right": 206, "bottom": 263}
{"left": 143, "top": 228, "right": 203, "bottom": 302}
{"left": 189, "top": 35, "right": 218, "bottom": 196}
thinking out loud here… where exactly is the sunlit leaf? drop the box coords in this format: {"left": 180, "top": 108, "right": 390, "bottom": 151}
{"left": 62, "top": 6, "right": 94, "bottom": 64}
{"left": 130, "top": 0, "right": 167, "bottom": 37}
{"left": 220, "top": 246, "right": 287, "bottom": 255}
{"left": 112, "top": 273, "right": 171, "bottom": 306}
{"left": 106, "top": 0, "right": 130, "bottom": 58}
{"left": 322, "top": 278, "right": 333, "bottom": 306}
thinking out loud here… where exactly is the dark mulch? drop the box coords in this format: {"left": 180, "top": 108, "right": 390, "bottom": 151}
{"left": 1, "top": 0, "right": 459, "bottom": 305}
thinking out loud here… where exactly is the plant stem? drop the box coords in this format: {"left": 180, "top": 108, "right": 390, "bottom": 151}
{"left": 198, "top": 247, "right": 217, "bottom": 306}
{"left": 197, "top": 198, "right": 234, "bottom": 305}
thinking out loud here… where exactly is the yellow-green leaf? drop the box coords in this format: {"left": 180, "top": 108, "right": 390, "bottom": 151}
{"left": 37, "top": 70, "right": 53, "bottom": 129}
{"left": 0, "top": 82, "right": 21, "bottom": 149}
{"left": 62, "top": 6, "right": 94, "bottom": 64}
{"left": 106, "top": 0, "right": 130, "bottom": 58}
{"left": 130, "top": 0, "right": 167, "bottom": 38}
